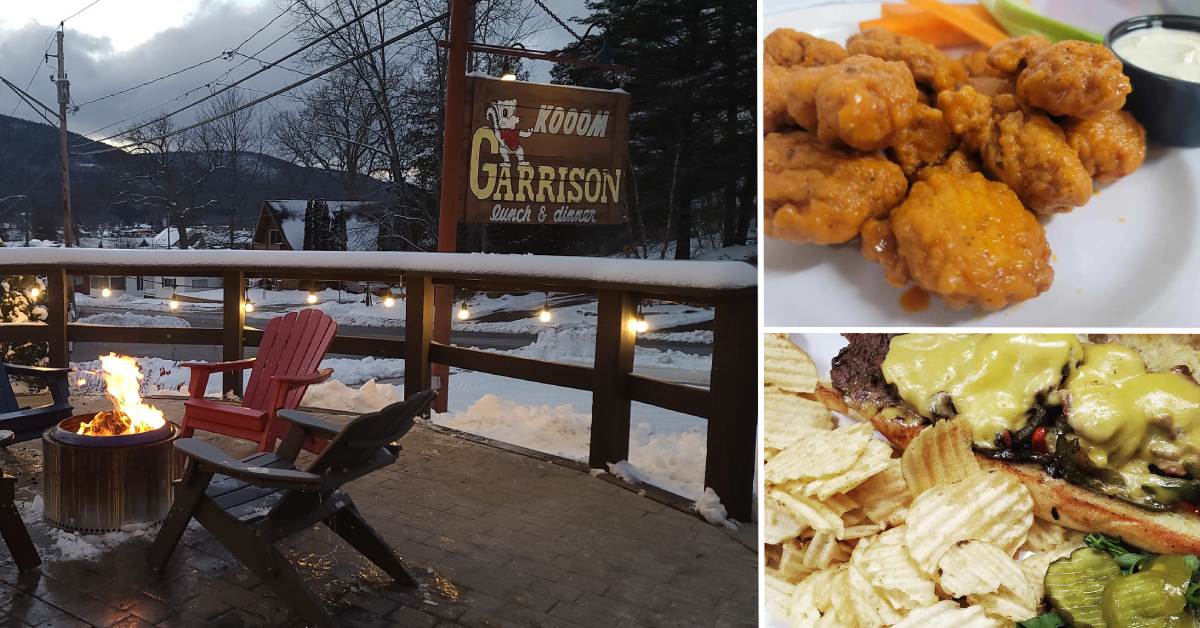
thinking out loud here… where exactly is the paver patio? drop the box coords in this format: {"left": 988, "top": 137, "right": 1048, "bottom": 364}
{"left": 0, "top": 395, "right": 757, "bottom": 627}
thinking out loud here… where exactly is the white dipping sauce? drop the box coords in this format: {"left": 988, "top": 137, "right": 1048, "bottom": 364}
{"left": 1113, "top": 26, "right": 1200, "bottom": 83}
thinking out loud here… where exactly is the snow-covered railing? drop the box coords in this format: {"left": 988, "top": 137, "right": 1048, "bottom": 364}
{"left": 0, "top": 249, "right": 757, "bottom": 520}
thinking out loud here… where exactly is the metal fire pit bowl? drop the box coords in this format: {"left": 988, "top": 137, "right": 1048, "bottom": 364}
{"left": 42, "top": 415, "right": 179, "bottom": 533}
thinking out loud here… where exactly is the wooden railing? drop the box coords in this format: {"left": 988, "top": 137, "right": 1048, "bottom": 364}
{"left": 0, "top": 249, "right": 757, "bottom": 520}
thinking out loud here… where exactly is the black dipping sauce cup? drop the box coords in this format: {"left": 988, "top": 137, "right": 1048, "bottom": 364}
{"left": 1106, "top": 15, "right": 1200, "bottom": 147}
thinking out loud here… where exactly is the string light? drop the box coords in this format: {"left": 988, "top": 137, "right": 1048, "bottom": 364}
{"left": 627, "top": 303, "right": 649, "bottom": 334}
{"left": 100, "top": 287, "right": 112, "bottom": 298}
{"left": 383, "top": 296, "right": 395, "bottom": 308}
{"left": 243, "top": 301, "right": 255, "bottom": 313}
{"left": 538, "top": 291, "right": 552, "bottom": 323}
{"left": 306, "top": 292, "right": 318, "bottom": 305}
{"left": 75, "top": 378, "right": 86, "bottom": 387}
{"left": 168, "top": 298, "right": 180, "bottom": 311}
{"left": 457, "top": 303, "right": 470, "bottom": 320}
{"left": 27, "top": 287, "right": 40, "bottom": 299}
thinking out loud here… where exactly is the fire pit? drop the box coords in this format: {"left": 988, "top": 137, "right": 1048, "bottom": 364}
{"left": 42, "top": 354, "right": 178, "bottom": 533}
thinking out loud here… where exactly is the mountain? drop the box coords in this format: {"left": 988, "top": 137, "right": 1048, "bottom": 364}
{"left": 0, "top": 114, "right": 384, "bottom": 228}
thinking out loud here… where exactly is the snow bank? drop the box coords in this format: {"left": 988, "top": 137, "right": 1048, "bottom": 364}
{"left": 487, "top": 328, "right": 711, "bottom": 372}
{"left": 693, "top": 488, "right": 738, "bottom": 530}
{"left": 302, "top": 379, "right": 405, "bottom": 413}
{"left": 77, "top": 312, "right": 191, "bottom": 328}
{"left": 436, "top": 394, "right": 591, "bottom": 460}
{"left": 2, "top": 248, "right": 756, "bottom": 291}
{"left": 318, "top": 357, "right": 404, "bottom": 385}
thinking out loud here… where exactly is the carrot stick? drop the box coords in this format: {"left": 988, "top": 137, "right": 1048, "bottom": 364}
{"left": 904, "top": 0, "right": 1009, "bottom": 46}
{"left": 860, "top": 15, "right": 979, "bottom": 47}
{"left": 880, "top": 3, "right": 994, "bottom": 20}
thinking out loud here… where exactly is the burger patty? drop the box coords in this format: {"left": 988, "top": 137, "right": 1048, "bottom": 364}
{"left": 830, "top": 333, "right": 901, "bottom": 409}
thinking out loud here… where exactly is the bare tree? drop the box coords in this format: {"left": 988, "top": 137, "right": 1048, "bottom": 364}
{"left": 117, "top": 116, "right": 221, "bottom": 248}
{"left": 193, "top": 89, "right": 264, "bottom": 247}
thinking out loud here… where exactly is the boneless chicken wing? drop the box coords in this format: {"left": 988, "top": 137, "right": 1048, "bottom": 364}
{"left": 983, "top": 110, "right": 1094, "bottom": 214}
{"left": 764, "top": 131, "right": 908, "bottom": 245}
{"left": 1064, "top": 110, "right": 1147, "bottom": 184}
{"left": 787, "top": 54, "right": 918, "bottom": 151}
{"left": 889, "top": 104, "right": 956, "bottom": 177}
{"left": 986, "top": 35, "right": 1050, "bottom": 75}
{"left": 847, "top": 29, "right": 965, "bottom": 92}
{"left": 1016, "top": 41, "right": 1131, "bottom": 118}
{"left": 765, "top": 28, "right": 849, "bottom": 68}
{"left": 891, "top": 171, "right": 1054, "bottom": 311}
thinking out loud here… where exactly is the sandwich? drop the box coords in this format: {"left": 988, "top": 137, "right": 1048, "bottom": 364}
{"left": 827, "top": 333, "right": 1200, "bottom": 556}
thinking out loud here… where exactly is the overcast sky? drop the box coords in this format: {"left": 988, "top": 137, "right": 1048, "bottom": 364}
{"left": 0, "top": 0, "right": 586, "bottom": 143}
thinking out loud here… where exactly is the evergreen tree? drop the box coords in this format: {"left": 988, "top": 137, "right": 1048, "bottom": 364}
{"left": 550, "top": 0, "right": 755, "bottom": 257}
{"left": 0, "top": 249, "right": 48, "bottom": 365}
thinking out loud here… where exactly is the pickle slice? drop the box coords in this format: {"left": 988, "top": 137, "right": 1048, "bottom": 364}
{"left": 1101, "top": 571, "right": 1187, "bottom": 627}
{"left": 1046, "top": 547, "right": 1122, "bottom": 627}
{"left": 1142, "top": 555, "right": 1194, "bottom": 594}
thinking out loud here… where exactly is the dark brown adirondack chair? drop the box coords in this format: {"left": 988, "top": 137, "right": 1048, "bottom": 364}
{"left": 149, "top": 390, "right": 436, "bottom": 627}
{"left": 0, "top": 363, "right": 73, "bottom": 443}
{"left": 180, "top": 309, "right": 337, "bottom": 453}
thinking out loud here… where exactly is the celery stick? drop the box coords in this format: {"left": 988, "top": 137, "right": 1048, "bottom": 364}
{"left": 981, "top": 0, "right": 1103, "bottom": 43}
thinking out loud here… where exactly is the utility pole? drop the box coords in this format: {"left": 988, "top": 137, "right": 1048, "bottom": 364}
{"left": 51, "top": 27, "right": 75, "bottom": 247}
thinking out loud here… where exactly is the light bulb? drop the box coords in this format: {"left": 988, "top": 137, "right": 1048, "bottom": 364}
{"left": 457, "top": 306, "right": 470, "bottom": 320}
{"left": 168, "top": 299, "right": 179, "bottom": 311}
{"left": 306, "top": 292, "right": 318, "bottom": 304}
{"left": 500, "top": 72, "right": 517, "bottom": 81}
{"left": 539, "top": 309, "right": 552, "bottom": 323}
{"left": 100, "top": 287, "right": 111, "bottom": 298}
{"left": 75, "top": 378, "right": 86, "bottom": 387}
{"left": 627, "top": 318, "right": 639, "bottom": 333}
{"left": 27, "top": 287, "right": 40, "bottom": 299}
{"left": 243, "top": 302, "right": 255, "bottom": 313}
{"left": 383, "top": 296, "right": 395, "bottom": 308}
{"left": 636, "top": 319, "right": 649, "bottom": 334}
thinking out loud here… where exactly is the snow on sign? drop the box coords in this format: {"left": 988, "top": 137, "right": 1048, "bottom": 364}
{"left": 462, "top": 76, "right": 630, "bottom": 225}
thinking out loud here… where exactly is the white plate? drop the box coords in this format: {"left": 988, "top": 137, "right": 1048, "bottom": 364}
{"left": 764, "top": 1, "right": 1200, "bottom": 327}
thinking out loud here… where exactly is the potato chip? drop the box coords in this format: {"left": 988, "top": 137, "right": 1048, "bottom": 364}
{"left": 905, "top": 469, "right": 1034, "bottom": 574}
{"left": 892, "top": 600, "right": 1002, "bottom": 628}
{"left": 855, "top": 526, "right": 937, "bottom": 612}
{"left": 936, "top": 539, "right": 1026, "bottom": 598}
{"left": 773, "top": 491, "right": 845, "bottom": 538}
{"left": 764, "top": 393, "right": 834, "bottom": 450}
{"left": 789, "top": 439, "right": 895, "bottom": 500}
{"left": 764, "top": 493, "right": 810, "bottom": 544}
{"left": 901, "top": 418, "right": 979, "bottom": 495}
{"left": 766, "top": 422, "right": 874, "bottom": 484}
{"left": 848, "top": 459, "right": 911, "bottom": 524}
{"left": 827, "top": 567, "right": 860, "bottom": 628}
{"left": 1021, "top": 516, "right": 1068, "bottom": 552}
{"left": 968, "top": 587, "right": 1039, "bottom": 624}
{"left": 848, "top": 558, "right": 905, "bottom": 626}
{"left": 1020, "top": 534, "right": 1085, "bottom": 601}
{"left": 789, "top": 571, "right": 822, "bottom": 626}
{"left": 777, "top": 539, "right": 812, "bottom": 583}
{"left": 842, "top": 523, "right": 883, "bottom": 540}
{"left": 802, "top": 532, "right": 842, "bottom": 571}
{"left": 764, "top": 333, "right": 818, "bottom": 394}
{"left": 801, "top": 567, "right": 839, "bottom": 614}
{"left": 765, "top": 573, "right": 795, "bottom": 623}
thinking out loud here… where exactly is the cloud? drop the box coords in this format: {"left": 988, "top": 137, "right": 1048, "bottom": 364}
{"left": 0, "top": 0, "right": 588, "bottom": 143}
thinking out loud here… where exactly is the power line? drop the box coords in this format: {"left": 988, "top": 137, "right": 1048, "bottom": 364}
{"left": 87, "top": 0, "right": 402, "bottom": 147}
{"left": 74, "top": 54, "right": 226, "bottom": 109}
{"left": 70, "top": 0, "right": 328, "bottom": 146}
{"left": 72, "top": 8, "right": 451, "bottom": 157}
{"left": 8, "top": 34, "right": 55, "bottom": 116}
{"left": 73, "top": 0, "right": 303, "bottom": 111}
{"left": 61, "top": 0, "right": 105, "bottom": 24}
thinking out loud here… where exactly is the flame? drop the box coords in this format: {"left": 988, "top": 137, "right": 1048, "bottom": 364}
{"left": 76, "top": 354, "right": 167, "bottom": 436}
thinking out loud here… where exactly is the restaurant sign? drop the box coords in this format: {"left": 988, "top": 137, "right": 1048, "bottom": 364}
{"left": 463, "top": 76, "right": 631, "bottom": 225}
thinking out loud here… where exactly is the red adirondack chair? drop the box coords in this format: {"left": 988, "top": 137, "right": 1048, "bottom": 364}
{"left": 180, "top": 309, "right": 337, "bottom": 453}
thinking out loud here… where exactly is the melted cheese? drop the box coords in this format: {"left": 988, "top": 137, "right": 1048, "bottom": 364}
{"left": 883, "top": 334, "right": 1082, "bottom": 445}
{"left": 1065, "top": 345, "right": 1200, "bottom": 474}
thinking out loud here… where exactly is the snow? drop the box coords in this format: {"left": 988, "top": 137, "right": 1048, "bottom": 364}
{"left": 16, "top": 495, "right": 158, "bottom": 560}
{"left": 693, "top": 488, "right": 738, "bottom": 530}
{"left": 1, "top": 248, "right": 756, "bottom": 291}
{"left": 77, "top": 312, "right": 191, "bottom": 328}
{"left": 495, "top": 327, "right": 711, "bottom": 372}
